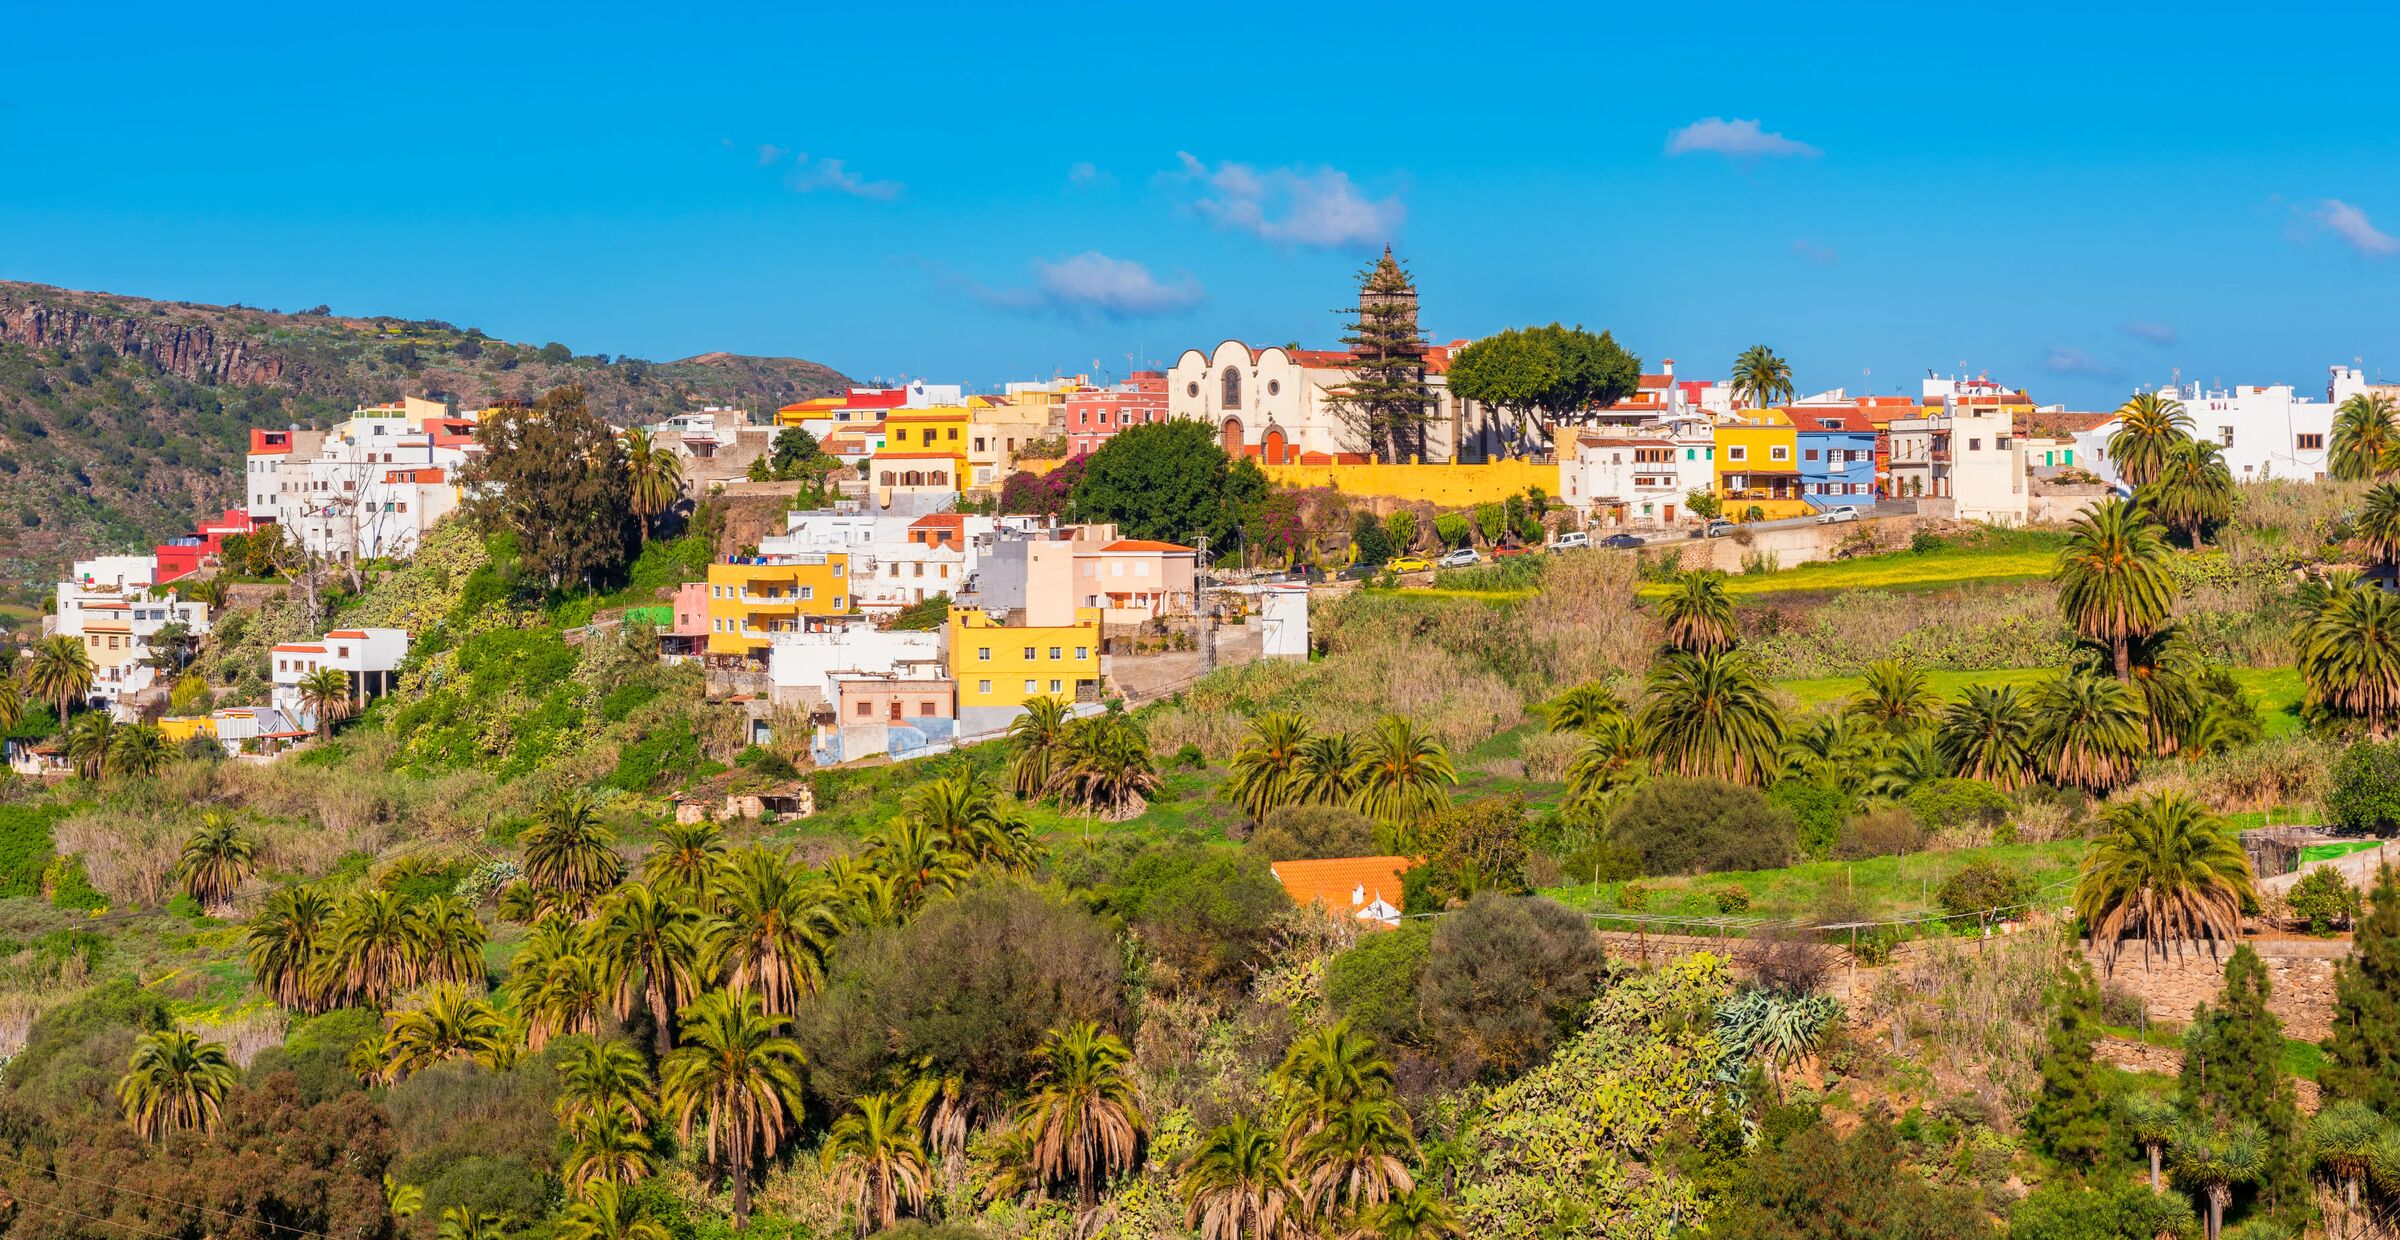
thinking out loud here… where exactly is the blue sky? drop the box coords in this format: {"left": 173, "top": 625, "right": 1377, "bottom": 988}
{"left": 6, "top": 3, "right": 2398, "bottom": 409}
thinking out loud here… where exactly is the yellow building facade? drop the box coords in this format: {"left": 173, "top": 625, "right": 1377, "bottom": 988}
{"left": 1711, "top": 416, "right": 1811, "bottom": 519}
{"left": 1254, "top": 459, "right": 1558, "bottom": 507}
{"left": 704, "top": 553, "right": 854, "bottom": 658}
{"left": 948, "top": 607, "right": 1102, "bottom": 732}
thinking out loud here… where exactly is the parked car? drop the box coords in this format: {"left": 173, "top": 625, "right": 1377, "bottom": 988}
{"left": 1387, "top": 555, "right": 1433, "bottom": 573}
{"left": 1818, "top": 506, "right": 1860, "bottom": 524}
{"left": 1600, "top": 532, "right": 1645, "bottom": 549}
{"left": 1337, "top": 563, "right": 1378, "bottom": 581}
{"left": 1691, "top": 520, "right": 1737, "bottom": 539}
{"left": 1438, "top": 548, "right": 1481, "bottom": 568}
{"left": 1492, "top": 544, "right": 1535, "bottom": 558}
{"left": 1550, "top": 531, "right": 1591, "bottom": 551}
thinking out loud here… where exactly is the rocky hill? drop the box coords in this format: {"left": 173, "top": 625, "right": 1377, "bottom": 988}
{"left": 0, "top": 280, "right": 852, "bottom": 605}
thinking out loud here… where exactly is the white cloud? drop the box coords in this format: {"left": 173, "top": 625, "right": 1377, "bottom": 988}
{"left": 2317, "top": 199, "right": 2400, "bottom": 257}
{"left": 1666, "top": 117, "right": 1820, "bottom": 160}
{"left": 756, "top": 143, "right": 789, "bottom": 167}
{"left": 1170, "top": 152, "right": 1403, "bottom": 249}
{"left": 2121, "top": 320, "right": 2179, "bottom": 346}
{"left": 970, "top": 252, "right": 1204, "bottom": 319}
{"left": 1790, "top": 238, "right": 1837, "bottom": 264}
{"left": 785, "top": 153, "right": 904, "bottom": 201}
{"left": 1067, "top": 161, "right": 1114, "bottom": 188}
{"left": 2042, "top": 346, "right": 2122, "bottom": 379}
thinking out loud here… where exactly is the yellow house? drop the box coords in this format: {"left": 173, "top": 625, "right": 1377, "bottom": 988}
{"left": 1712, "top": 413, "right": 1810, "bottom": 519}
{"left": 158, "top": 716, "right": 217, "bottom": 744}
{"left": 705, "top": 553, "right": 854, "bottom": 659}
{"left": 965, "top": 399, "right": 1060, "bottom": 490}
{"left": 949, "top": 607, "right": 1103, "bottom": 734}
{"left": 776, "top": 396, "right": 846, "bottom": 428}
{"left": 883, "top": 408, "right": 973, "bottom": 460}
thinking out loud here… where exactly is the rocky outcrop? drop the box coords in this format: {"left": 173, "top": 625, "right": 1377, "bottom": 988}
{"left": 0, "top": 292, "right": 299, "bottom": 389}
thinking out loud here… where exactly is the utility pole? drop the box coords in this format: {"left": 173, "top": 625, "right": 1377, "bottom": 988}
{"left": 1196, "top": 532, "right": 1214, "bottom": 678}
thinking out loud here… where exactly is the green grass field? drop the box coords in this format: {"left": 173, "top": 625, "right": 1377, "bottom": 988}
{"left": 1777, "top": 665, "right": 2308, "bottom": 738}
{"left": 1640, "top": 537, "right": 2063, "bottom": 599}
{"left": 1541, "top": 839, "right": 2088, "bottom": 928}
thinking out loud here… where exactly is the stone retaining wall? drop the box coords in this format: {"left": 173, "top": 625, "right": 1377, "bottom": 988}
{"left": 2084, "top": 940, "right": 2347, "bottom": 1040}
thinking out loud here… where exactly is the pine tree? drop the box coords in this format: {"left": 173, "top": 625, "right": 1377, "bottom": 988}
{"left": 2026, "top": 960, "right": 2110, "bottom": 1167}
{"left": 1327, "top": 248, "right": 1434, "bottom": 464}
{"left": 2321, "top": 864, "right": 2400, "bottom": 1112}
{"left": 2179, "top": 945, "right": 2305, "bottom": 1214}
{"left": 463, "top": 386, "right": 640, "bottom": 591}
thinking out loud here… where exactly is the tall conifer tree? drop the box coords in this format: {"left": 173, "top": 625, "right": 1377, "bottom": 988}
{"left": 2321, "top": 864, "right": 2400, "bottom": 1112}
{"left": 1328, "top": 248, "right": 1434, "bottom": 463}
{"left": 2026, "top": 960, "right": 2110, "bottom": 1166}
{"left": 2179, "top": 945, "right": 2304, "bottom": 1214}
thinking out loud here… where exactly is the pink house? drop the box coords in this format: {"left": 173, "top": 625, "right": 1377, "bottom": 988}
{"left": 1064, "top": 372, "right": 1167, "bottom": 458}
{"left": 1073, "top": 539, "right": 1198, "bottom": 623}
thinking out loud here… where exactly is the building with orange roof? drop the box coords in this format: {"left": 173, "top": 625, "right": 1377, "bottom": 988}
{"left": 1270, "top": 856, "right": 1414, "bottom": 929}
{"left": 1074, "top": 537, "right": 1198, "bottom": 624}
{"left": 270, "top": 626, "right": 410, "bottom": 730}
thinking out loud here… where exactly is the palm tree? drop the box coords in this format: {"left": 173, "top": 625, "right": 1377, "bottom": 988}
{"left": 1846, "top": 659, "right": 1939, "bottom": 734}
{"left": 1655, "top": 572, "right": 1737, "bottom": 655}
{"left": 556, "top": 1181, "right": 672, "bottom": 1240}
{"left": 1014, "top": 1021, "right": 1144, "bottom": 1212}
{"left": 2296, "top": 574, "right": 2400, "bottom": 735}
{"left": 898, "top": 773, "right": 999, "bottom": 843}
{"left": 557, "top": 1037, "right": 657, "bottom": 1128}
{"left": 522, "top": 786, "right": 626, "bottom": 910}
{"left": 2330, "top": 391, "right": 2400, "bottom": 481}
{"left": 107, "top": 722, "right": 169, "bottom": 779}
{"left": 2056, "top": 498, "right": 2178, "bottom": 680}
{"left": 1007, "top": 696, "right": 1074, "bottom": 799}
{"left": 564, "top": 1106, "right": 660, "bottom": 1194}
{"left": 295, "top": 666, "right": 354, "bottom": 739}
{"left": 435, "top": 1207, "right": 506, "bottom": 1240}
{"left": 2105, "top": 391, "right": 2195, "bottom": 489}
{"left": 1563, "top": 716, "right": 1647, "bottom": 817}
{"left": 385, "top": 1177, "right": 425, "bottom": 1224}
{"left": 176, "top": 812, "right": 257, "bottom": 913}
{"left": 1731, "top": 345, "right": 1795, "bottom": 411}
{"left": 1345, "top": 715, "right": 1457, "bottom": 851}
{"left": 1865, "top": 731, "right": 1944, "bottom": 798}
{"left": 1051, "top": 712, "right": 1162, "bottom": 818}
{"left": 1296, "top": 1094, "right": 1417, "bottom": 1222}
{"left": 26, "top": 634, "right": 95, "bottom": 723}
{"left": 1274, "top": 1021, "right": 1396, "bottom": 1137}
{"left": 1181, "top": 1115, "right": 1303, "bottom": 1240}
{"left": 247, "top": 886, "right": 335, "bottom": 1011}
{"left": 116, "top": 1029, "right": 237, "bottom": 1141}
{"left": 322, "top": 887, "right": 429, "bottom": 1008}
{"left": 594, "top": 882, "right": 707, "bottom": 1057}
{"left": 864, "top": 816, "right": 972, "bottom": 915}
{"left": 2075, "top": 791, "right": 2254, "bottom": 973}
{"left": 2032, "top": 671, "right": 2147, "bottom": 794}
{"left": 522, "top": 950, "right": 611, "bottom": 1051}
{"left": 1637, "top": 649, "right": 1783, "bottom": 786}
{"left": 2359, "top": 483, "right": 2400, "bottom": 566}
{"left": 2118, "top": 1092, "right": 2180, "bottom": 1193}
{"left": 1542, "top": 683, "right": 1622, "bottom": 735}
{"left": 65, "top": 710, "right": 117, "bottom": 780}
{"left": 623, "top": 428, "right": 684, "bottom": 538}
{"left": 1228, "top": 711, "right": 1315, "bottom": 822}
{"left": 2311, "top": 1100, "right": 2387, "bottom": 1221}
{"left": 1354, "top": 1186, "right": 1466, "bottom": 1239}
{"left": 1935, "top": 684, "right": 2037, "bottom": 789}
{"left": 822, "top": 1091, "right": 934, "bottom": 1236}
{"left": 642, "top": 819, "right": 726, "bottom": 896}
{"left": 661, "top": 989, "right": 809, "bottom": 1229}
{"left": 706, "top": 846, "right": 841, "bottom": 1017}
{"left": 379, "top": 984, "right": 511, "bottom": 1081}
{"left": 1292, "top": 732, "right": 1364, "bottom": 807}
{"left": 418, "top": 894, "right": 489, "bottom": 988}
{"left": 0, "top": 672, "right": 21, "bottom": 739}
{"left": 2170, "top": 1121, "right": 2265, "bottom": 1240}
{"left": 2145, "top": 437, "right": 2237, "bottom": 545}
{"left": 1776, "top": 711, "right": 1884, "bottom": 789}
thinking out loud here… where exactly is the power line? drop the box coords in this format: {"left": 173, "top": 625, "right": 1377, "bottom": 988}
{"left": 0, "top": 1149, "right": 346, "bottom": 1240}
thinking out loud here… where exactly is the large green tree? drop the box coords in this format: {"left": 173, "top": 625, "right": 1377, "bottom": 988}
{"left": 2321, "top": 865, "right": 2400, "bottom": 1112}
{"left": 1637, "top": 649, "right": 1784, "bottom": 786}
{"left": 2025, "top": 963, "right": 2110, "bottom": 1167}
{"left": 1444, "top": 322, "right": 1642, "bottom": 455}
{"left": 2075, "top": 791, "right": 2252, "bottom": 973}
{"left": 2295, "top": 573, "right": 2400, "bottom": 735}
{"left": 2330, "top": 392, "right": 2400, "bottom": 481}
{"left": 2143, "top": 436, "right": 2236, "bottom": 544}
{"left": 2055, "top": 498, "right": 2178, "bottom": 680}
{"left": 1327, "top": 249, "right": 1436, "bottom": 463}
{"left": 1730, "top": 345, "right": 1795, "bottom": 411}
{"left": 2179, "top": 946, "right": 2303, "bottom": 1217}
{"left": 463, "top": 385, "right": 641, "bottom": 591}
{"left": 1068, "top": 420, "right": 1263, "bottom": 550}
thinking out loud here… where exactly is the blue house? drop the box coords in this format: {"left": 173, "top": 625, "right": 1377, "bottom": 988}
{"left": 1793, "top": 407, "right": 1882, "bottom": 510}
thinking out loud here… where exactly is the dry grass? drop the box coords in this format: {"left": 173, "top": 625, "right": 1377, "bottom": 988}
{"left": 182, "top": 1006, "right": 290, "bottom": 1067}
{"left": 1914, "top": 925, "right": 2074, "bottom": 1112}
{"left": 2124, "top": 732, "right": 2336, "bottom": 814}
{"left": 2220, "top": 478, "right": 2370, "bottom": 567}
{"left": 1518, "top": 730, "right": 1584, "bottom": 782}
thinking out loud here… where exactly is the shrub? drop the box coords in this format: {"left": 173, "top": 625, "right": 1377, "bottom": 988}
{"left": 1715, "top": 885, "right": 1753, "bottom": 914}
{"left": 1246, "top": 803, "right": 1379, "bottom": 862}
{"left": 6, "top": 977, "right": 171, "bottom": 1119}
{"left": 1745, "top": 929, "right": 1835, "bottom": 995}
{"left": 1906, "top": 778, "right": 2013, "bottom": 835}
{"left": 0, "top": 804, "right": 61, "bottom": 897}
{"left": 249, "top": 1008, "right": 383, "bottom": 1105}
{"left": 2284, "top": 866, "right": 2359, "bottom": 935}
{"left": 799, "top": 883, "right": 1126, "bottom": 1107}
{"left": 1936, "top": 860, "right": 2031, "bottom": 919}
{"left": 1608, "top": 777, "right": 1798, "bottom": 876}
{"left": 1616, "top": 881, "right": 1652, "bottom": 911}
{"left": 1833, "top": 806, "right": 1923, "bottom": 859}
{"left": 1326, "top": 922, "right": 1433, "bottom": 1046}
{"left": 1769, "top": 781, "right": 1850, "bottom": 858}
{"left": 384, "top": 1054, "right": 565, "bottom": 1223}
{"left": 1111, "top": 845, "right": 1292, "bottom": 993}
{"left": 1410, "top": 795, "right": 1534, "bottom": 907}
{"left": 2326, "top": 740, "right": 2400, "bottom": 836}
{"left": 1422, "top": 893, "right": 1604, "bottom": 1077}
{"left": 43, "top": 854, "right": 106, "bottom": 911}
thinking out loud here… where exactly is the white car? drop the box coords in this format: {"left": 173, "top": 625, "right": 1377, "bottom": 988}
{"left": 1550, "top": 531, "right": 1591, "bottom": 551}
{"left": 1437, "top": 548, "right": 1481, "bottom": 568}
{"left": 1818, "top": 506, "right": 1860, "bottom": 524}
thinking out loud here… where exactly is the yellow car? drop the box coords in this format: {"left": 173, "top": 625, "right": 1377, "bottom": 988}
{"left": 1386, "top": 555, "right": 1433, "bottom": 573}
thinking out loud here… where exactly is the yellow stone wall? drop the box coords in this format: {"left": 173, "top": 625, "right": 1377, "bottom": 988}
{"left": 1258, "top": 460, "right": 1557, "bottom": 506}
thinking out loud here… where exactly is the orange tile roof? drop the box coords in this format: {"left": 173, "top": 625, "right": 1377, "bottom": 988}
{"left": 326, "top": 629, "right": 369, "bottom": 638}
{"left": 910, "top": 513, "right": 968, "bottom": 529}
{"left": 873, "top": 450, "right": 963, "bottom": 460}
{"left": 1271, "top": 856, "right": 1413, "bottom": 928}
{"left": 1100, "top": 539, "right": 1194, "bottom": 553}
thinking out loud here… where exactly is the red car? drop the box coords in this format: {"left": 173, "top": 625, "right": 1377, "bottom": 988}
{"left": 1491, "top": 544, "right": 1536, "bottom": 558}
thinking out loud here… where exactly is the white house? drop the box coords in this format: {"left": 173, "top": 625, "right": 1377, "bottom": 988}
{"left": 1558, "top": 419, "right": 1717, "bottom": 527}
{"left": 52, "top": 562, "right": 211, "bottom": 715}
{"left": 1165, "top": 338, "right": 1511, "bottom": 464}
{"left": 1888, "top": 407, "right": 2028, "bottom": 525}
{"left": 250, "top": 400, "right": 478, "bottom": 562}
{"left": 2073, "top": 366, "right": 2377, "bottom": 487}
{"left": 270, "top": 627, "right": 410, "bottom": 729}
{"left": 766, "top": 623, "right": 946, "bottom": 706}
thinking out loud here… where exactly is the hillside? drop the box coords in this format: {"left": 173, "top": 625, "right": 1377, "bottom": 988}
{"left": 0, "top": 279, "right": 852, "bottom": 603}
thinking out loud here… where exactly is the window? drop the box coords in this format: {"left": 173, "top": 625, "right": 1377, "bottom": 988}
{"left": 1050, "top": 679, "right": 1062, "bottom": 693}
{"left": 2299, "top": 433, "right": 2325, "bottom": 451}
{"left": 1770, "top": 446, "right": 1789, "bottom": 461}
{"left": 919, "top": 702, "right": 935, "bottom": 716}
{"left": 1049, "top": 646, "right": 1062, "bottom": 660}
{"left": 1968, "top": 438, "right": 1983, "bottom": 451}
{"left": 833, "top": 596, "right": 844, "bottom": 609}
{"left": 856, "top": 700, "right": 873, "bottom": 717}
{"left": 1024, "top": 679, "right": 1037, "bottom": 694}
{"left": 978, "top": 679, "right": 992, "bottom": 694}
{"left": 946, "top": 428, "right": 959, "bottom": 441}
{"left": 1222, "top": 368, "right": 1242, "bottom": 409}
{"left": 1727, "top": 446, "right": 1747, "bottom": 461}
{"left": 1186, "top": 381, "right": 1200, "bottom": 397}
{"left": 800, "top": 586, "right": 814, "bottom": 600}
{"left": 1023, "top": 646, "right": 1036, "bottom": 660}
{"left": 977, "top": 647, "right": 991, "bottom": 661}
{"left": 1804, "top": 449, "right": 1819, "bottom": 461}
{"left": 1074, "top": 646, "right": 1088, "bottom": 660}
{"left": 2220, "top": 427, "right": 2235, "bottom": 447}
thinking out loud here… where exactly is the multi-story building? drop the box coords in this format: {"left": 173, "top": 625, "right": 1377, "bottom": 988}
{"left": 1072, "top": 538, "right": 1198, "bottom": 624}
{"left": 1558, "top": 419, "right": 1716, "bottom": 526}
{"left": 965, "top": 395, "right": 1062, "bottom": 489}
{"left": 948, "top": 607, "right": 1102, "bottom": 735}
{"left": 248, "top": 398, "right": 479, "bottom": 561}
{"left": 1888, "top": 407, "right": 2028, "bottom": 524}
{"left": 53, "top": 559, "right": 211, "bottom": 715}
{"left": 703, "top": 553, "right": 854, "bottom": 661}
{"left": 1713, "top": 413, "right": 1805, "bottom": 513}
{"left": 154, "top": 508, "right": 259, "bottom": 583}
{"left": 269, "top": 627, "right": 409, "bottom": 730}
{"left": 245, "top": 427, "right": 329, "bottom": 519}
{"left": 1792, "top": 407, "right": 1882, "bottom": 509}
{"left": 1065, "top": 373, "right": 1168, "bottom": 457}
{"left": 2072, "top": 366, "right": 2375, "bottom": 486}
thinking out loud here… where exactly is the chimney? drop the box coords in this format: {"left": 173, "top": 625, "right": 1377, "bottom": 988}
{"left": 1663, "top": 359, "right": 1675, "bottom": 381}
